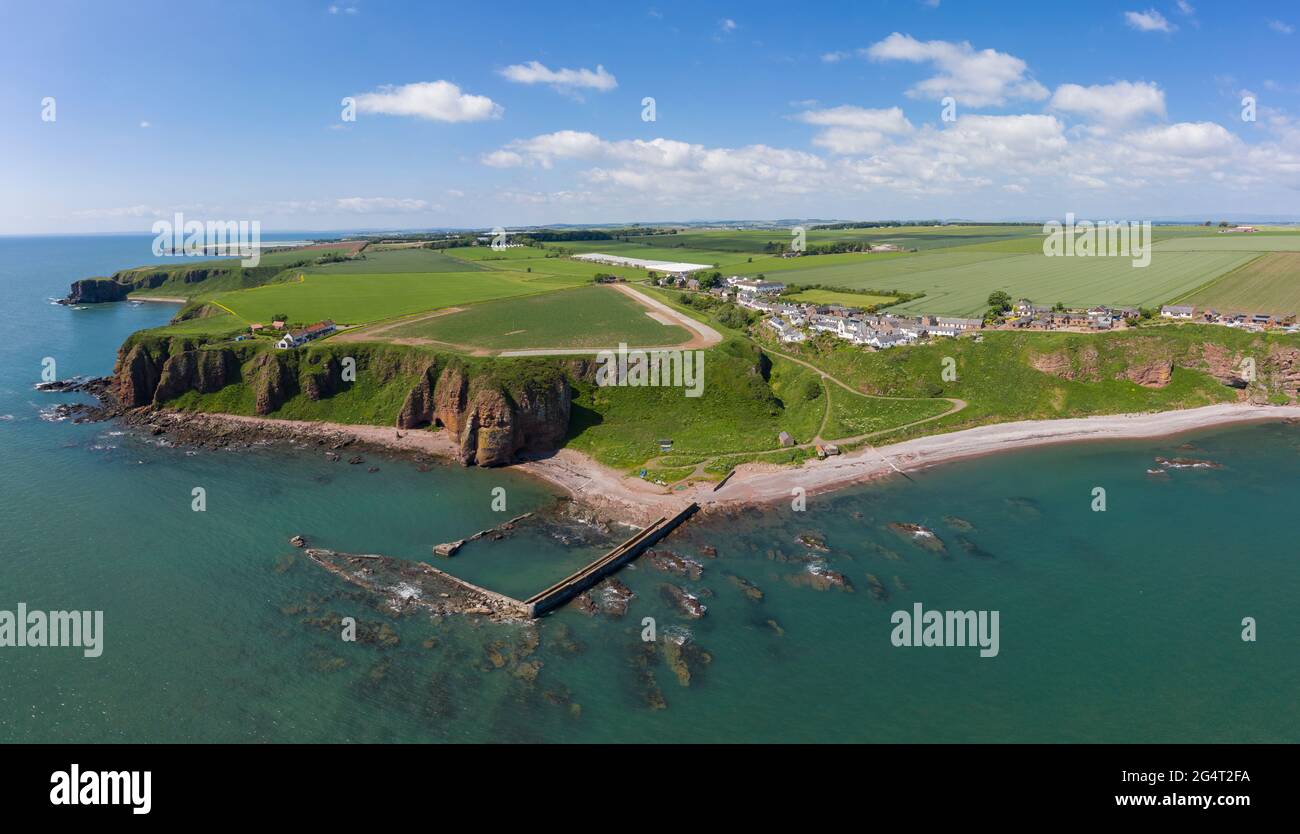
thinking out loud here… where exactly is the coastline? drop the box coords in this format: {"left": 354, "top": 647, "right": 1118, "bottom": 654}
{"left": 128, "top": 402, "right": 1300, "bottom": 524}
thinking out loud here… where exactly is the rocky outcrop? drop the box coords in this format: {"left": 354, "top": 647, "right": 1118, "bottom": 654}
{"left": 1030, "top": 347, "right": 1099, "bottom": 381}
{"left": 115, "top": 342, "right": 166, "bottom": 407}
{"left": 66, "top": 278, "right": 132, "bottom": 304}
{"left": 249, "top": 352, "right": 297, "bottom": 416}
{"left": 111, "top": 339, "right": 573, "bottom": 467}
{"left": 1120, "top": 358, "right": 1173, "bottom": 388}
{"left": 300, "top": 354, "right": 343, "bottom": 401}
{"left": 153, "top": 349, "right": 240, "bottom": 403}
{"left": 1267, "top": 346, "right": 1300, "bottom": 397}
{"left": 398, "top": 361, "right": 570, "bottom": 466}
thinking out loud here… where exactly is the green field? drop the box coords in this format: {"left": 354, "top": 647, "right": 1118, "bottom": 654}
{"left": 785, "top": 289, "right": 898, "bottom": 307}
{"left": 539, "top": 240, "right": 752, "bottom": 267}
{"left": 622, "top": 224, "right": 1044, "bottom": 254}
{"left": 208, "top": 270, "right": 586, "bottom": 326}
{"left": 380, "top": 285, "right": 691, "bottom": 351}
{"left": 1180, "top": 253, "right": 1300, "bottom": 315}
{"left": 303, "top": 247, "right": 485, "bottom": 273}
{"left": 1152, "top": 234, "right": 1300, "bottom": 253}
{"left": 793, "top": 250, "right": 1255, "bottom": 317}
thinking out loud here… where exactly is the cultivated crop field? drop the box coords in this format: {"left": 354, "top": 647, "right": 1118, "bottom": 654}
{"left": 623, "top": 224, "right": 1044, "bottom": 253}
{"left": 1180, "top": 253, "right": 1300, "bottom": 315}
{"left": 784, "top": 289, "right": 898, "bottom": 307}
{"left": 878, "top": 251, "right": 1259, "bottom": 317}
{"left": 209, "top": 270, "right": 585, "bottom": 325}
{"left": 381, "top": 284, "right": 690, "bottom": 351}
{"left": 304, "top": 248, "right": 485, "bottom": 273}
{"left": 1152, "top": 234, "right": 1300, "bottom": 253}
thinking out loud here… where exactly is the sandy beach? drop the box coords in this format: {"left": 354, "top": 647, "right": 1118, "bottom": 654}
{"left": 174, "top": 402, "right": 1300, "bottom": 523}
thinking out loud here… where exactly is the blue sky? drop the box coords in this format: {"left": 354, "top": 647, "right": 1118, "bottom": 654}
{"left": 2, "top": 0, "right": 1298, "bottom": 232}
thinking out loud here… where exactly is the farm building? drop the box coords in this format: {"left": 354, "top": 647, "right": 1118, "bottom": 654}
{"left": 277, "top": 320, "right": 336, "bottom": 349}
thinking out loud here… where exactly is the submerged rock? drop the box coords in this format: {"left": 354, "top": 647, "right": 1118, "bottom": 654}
{"left": 796, "top": 533, "right": 830, "bottom": 552}
{"left": 595, "top": 577, "right": 635, "bottom": 618}
{"left": 647, "top": 550, "right": 704, "bottom": 580}
{"left": 725, "top": 573, "right": 764, "bottom": 602}
{"left": 888, "top": 522, "right": 948, "bottom": 556}
{"left": 786, "top": 562, "right": 854, "bottom": 592}
{"left": 956, "top": 535, "right": 995, "bottom": 560}
{"left": 1154, "top": 456, "right": 1223, "bottom": 470}
{"left": 864, "top": 573, "right": 890, "bottom": 602}
{"left": 943, "top": 515, "right": 975, "bottom": 532}
{"left": 660, "top": 584, "right": 707, "bottom": 619}
{"left": 1004, "top": 497, "right": 1043, "bottom": 520}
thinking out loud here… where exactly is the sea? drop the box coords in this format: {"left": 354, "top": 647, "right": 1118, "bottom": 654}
{"left": 0, "top": 234, "right": 1296, "bottom": 743}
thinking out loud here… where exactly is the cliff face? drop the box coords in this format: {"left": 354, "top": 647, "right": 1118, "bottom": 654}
{"left": 112, "top": 340, "right": 572, "bottom": 467}
{"left": 397, "top": 361, "right": 570, "bottom": 466}
{"left": 67, "top": 278, "right": 133, "bottom": 304}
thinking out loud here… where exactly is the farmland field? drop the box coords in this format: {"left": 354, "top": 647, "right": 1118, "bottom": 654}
{"left": 1152, "top": 234, "right": 1300, "bottom": 253}
{"left": 538, "top": 240, "right": 752, "bottom": 266}
{"left": 1179, "top": 253, "right": 1300, "bottom": 315}
{"left": 623, "top": 224, "right": 1044, "bottom": 254}
{"left": 828, "top": 251, "right": 1259, "bottom": 317}
{"left": 303, "top": 248, "right": 485, "bottom": 273}
{"left": 784, "top": 289, "right": 898, "bottom": 307}
{"left": 207, "top": 270, "right": 585, "bottom": 326}
{"left": 473, "top": 256, "right": 652, "bottom": 281}
{"left": 380, "top": 284, "right": 691, "bottom": 351}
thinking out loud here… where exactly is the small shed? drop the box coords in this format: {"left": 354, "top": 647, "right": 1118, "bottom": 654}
{"left": 658, "top": 439, "right": 673, "bottom": 452}
{"left": 778, "top": 431, "right": 794, "bottom": 447}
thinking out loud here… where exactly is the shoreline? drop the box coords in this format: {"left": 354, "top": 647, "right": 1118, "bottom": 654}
{"left": 130, "top": 402, "right": 1300, "bottom": 523}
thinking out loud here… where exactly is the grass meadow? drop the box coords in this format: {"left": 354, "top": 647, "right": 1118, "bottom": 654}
{"left": 382, "top": 284, "right": 690, "bottom": 350}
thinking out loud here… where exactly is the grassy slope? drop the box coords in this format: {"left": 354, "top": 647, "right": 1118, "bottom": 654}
{"left": 787, "top": 326, "right": 1264, "bottom": 445}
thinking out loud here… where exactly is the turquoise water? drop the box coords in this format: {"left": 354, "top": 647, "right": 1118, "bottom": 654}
{"left": 1, "top": 236, "right": 1297, "bottom": 742}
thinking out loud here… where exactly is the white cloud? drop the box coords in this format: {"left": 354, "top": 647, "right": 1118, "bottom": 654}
{"left": 498, "top": 61, "right": 617, "bottom": 92}
{"left": 864, "top": 33, "right": 1048, "bottom": 107}
{"left": 1175, "top": 0, "right": 1194, "bottom": 13}
{"left": 1125, "top": 9, "right": 1176, "bottom": 33}
{"left": 1050, "top": 81, "right": 1166, "bottom": 123}
{"left": 821, "top": 51, "right": 850, "bottom": 63}
{"left": 353, "top": 81, "right": 502, "bottom": 122}
{"left": 1268, "top": 20, "right": 1295, "bottom": 35}
{"left": 139, "top": 121, "right": 151, "bottom": 128}
{"left": 476, "top": 106, "right": 1300, "bottom": 212}
{"left": 719, "top": 18, "right": 737, "bottom": 33}
{"left": 1127, "top": 121, "right": 1238, "bottom": 155}
{"left": 795, "top": 105, "right": 914, "bottom": 154}
{"left": 331, "top": 197, "right": 430, "bottom": 213}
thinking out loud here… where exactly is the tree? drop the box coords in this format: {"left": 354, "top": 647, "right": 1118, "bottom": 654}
{"left": 987, "top": 291, "right": 1012, "bottom": 312}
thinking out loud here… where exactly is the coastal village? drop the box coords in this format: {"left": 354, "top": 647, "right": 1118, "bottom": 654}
{"left": 651, "top": 268, "right": 1300, "bottom": 352}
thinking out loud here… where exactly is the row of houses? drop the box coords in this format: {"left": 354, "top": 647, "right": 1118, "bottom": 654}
{"left": 756, "top": 297, "right": 980, "bottom": 348}
{"left": 1161, "top": 304, "right": 1296, "bottom": 332}
{"left": 1008, "top": 300, "right": 1139, "bottom": 331}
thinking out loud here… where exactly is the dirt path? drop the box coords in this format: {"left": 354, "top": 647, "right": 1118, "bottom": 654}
{"left": 331, "top": 306, "right": 467, "bottom": 344}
